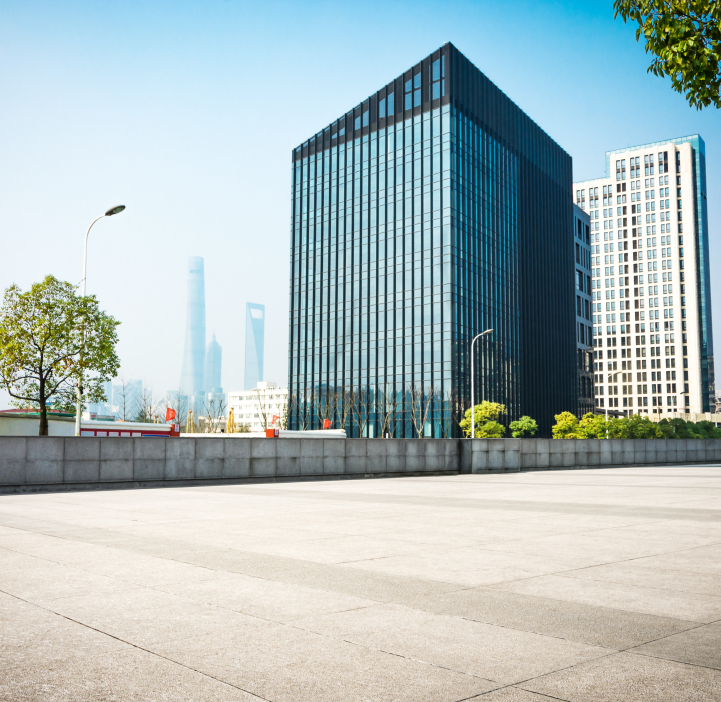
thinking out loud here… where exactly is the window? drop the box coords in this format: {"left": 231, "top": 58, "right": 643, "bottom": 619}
{"left": 429, "top": 57, "right": 445, "bottom": 100}
{"left": 404, "top": 78, "right": 413, "bottom": 110}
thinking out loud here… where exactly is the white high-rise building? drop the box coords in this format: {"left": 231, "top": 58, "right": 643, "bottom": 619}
{"left": 575, "top": 135, "right": 714, "bottom": 416}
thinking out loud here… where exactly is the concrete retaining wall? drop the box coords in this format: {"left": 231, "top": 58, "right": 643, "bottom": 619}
{"left": 459, "top": 438, "right": 721, "bottom": 473}
{"left": 0, "top": 436, "right": 719, "bottom": 492}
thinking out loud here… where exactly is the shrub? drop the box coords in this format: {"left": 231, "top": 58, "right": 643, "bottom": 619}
{"left": 477, "top": 420, "right": 505, "bottom": 438}
{"left": 552, "top": 412, "right": 580, "bottom": 439}
{"left": 509, "top": 415, "right": 538, "bottom": 438}
{"left": 460, "top": 401, "right": 506, "bottom": 438}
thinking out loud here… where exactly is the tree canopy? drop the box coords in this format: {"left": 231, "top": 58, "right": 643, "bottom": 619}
{"left": 460, "top": 401, "right": 507, "bottom": 438}
{"left": 0, "top": 276, "right": 120, "bottom": 435}
{"left": 614, "top": 0, "right": 721, "bottom": 109}
{"left": 551, "top": 411, "right": 718, "bottom": 439}
{"left": 509, "top": 416, "right": 538, "bottom": 438}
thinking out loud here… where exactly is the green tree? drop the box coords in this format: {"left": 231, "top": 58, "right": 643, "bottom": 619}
{"left": 476, "top": 420, "right": 505, "bottom": 438}
{"left": 552, "top": 411, "right": 580, "bottom": 439}
{"left": 0, "top": 276, "right": 120, "bottom": 436}
{"left": 576, "top": 412, "right": 610, "bottom": 439}
{"left": 509, "top": 415, "right": 538, "bottom": 438}
{"left": 624, "top": 414, "right": 664, "bottom": 438}
{"left": 669, "top": 417, "right": 703, "bottom": 438}
{"left": 614, "top": 0, "right": 721, "bottom": 109}
{"left": 696, "top": 420, "right": 721, "bottom": 438}
{"left": 658, "top": 418, "right": 676, "bottom": 438}
{"left": 460, "top": 401, "right": 506, "bottom": 438}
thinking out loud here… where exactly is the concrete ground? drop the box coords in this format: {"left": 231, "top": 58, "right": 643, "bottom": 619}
{"left": 1, "top": 466, "right": 720, "bottom": 701}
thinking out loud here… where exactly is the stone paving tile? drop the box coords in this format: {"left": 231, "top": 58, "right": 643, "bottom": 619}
{"left": 151, "top": 620, "right": 496, "bottom": 702}
{"left": 0, "top": 591, "right": 131, "bottom": 672}
{"left": 160, "top": 571, "right": 377, "bottom": 623}
{"left": 494, "top": 574, "right": 721, "bottom": 623}
{"left": 563, "top": 561, "right": 721, "bottom": 597}
{"left": 293, "top": 603, "right": 609, "bottom": 684}
{"left": 631, "top": 622, "right": 721, "bottom": 670}
{"left": 406, "top": 585, "right": 696, "bottom": 649}
{"left": 341, "top": 546, "right": 592, "bottom": 587}
{"left": 628, "top": 544, "right": 721, "bottom": 575}
{"left": 520, "top": 651, "right": 721, "bottom": 702}
{"left": 234, "top": 533, "right": 444, "bottom": 564}
{"left": 0, "top": 548, "right": 129, "bottom": 601}
{"left": 1, "top": 537, "right": 217, "bottom": 588}
{"left": 480, "top": 528, "right": 721, "bottom": 565}
{"left": 152, "top": 544, "right": 467, "bottom": 604}
{"left": 0, "top": 647, "right": 263, "bottom": 701}
{"left": 35, "top": 586, "right": 261, "bottom": 647}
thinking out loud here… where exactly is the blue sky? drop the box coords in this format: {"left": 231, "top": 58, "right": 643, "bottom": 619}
{"left": 1, "top": 0, "right": 719, "bottom": 399}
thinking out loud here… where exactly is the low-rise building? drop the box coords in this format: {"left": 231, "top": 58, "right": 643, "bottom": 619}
{"left": 227, "top": 382, "right": 288, "bottom": 432}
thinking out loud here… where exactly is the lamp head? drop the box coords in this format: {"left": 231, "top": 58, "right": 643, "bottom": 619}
{"left": 105, "top": 205, "right": 126, "bottom": 217}
{"left": 483, "top": 329, "right": 494, "bottom": 335}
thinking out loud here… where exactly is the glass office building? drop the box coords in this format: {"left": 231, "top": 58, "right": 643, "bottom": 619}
{"left": 288, "top": 43, "right": 578, "bottom": 436}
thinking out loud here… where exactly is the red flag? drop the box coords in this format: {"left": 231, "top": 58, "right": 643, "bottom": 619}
{"left": 271, "top": 415, "right": 280, "bottom": 425}
{"left": 323, "top": 419, "right": 331, "bottom": 429}
{"left": 165, "top": 408, "right": 177, "bottom": 422}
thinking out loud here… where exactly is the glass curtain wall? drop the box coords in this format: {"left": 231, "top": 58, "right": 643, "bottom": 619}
{"left": 290, "top": 103, "right": 452, "bottom": 437}
{"left": 289, "top": 43, "right": 577, "bottom": 436}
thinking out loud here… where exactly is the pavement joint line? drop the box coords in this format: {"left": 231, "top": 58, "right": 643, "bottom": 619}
{"left": 458, "top": 684, "right": 573, "bottom": 701}
{"left": 0, "top": 587, "right": 274, "bottom": 701}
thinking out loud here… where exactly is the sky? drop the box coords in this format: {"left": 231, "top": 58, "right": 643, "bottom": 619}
{"left": 1, "top": 0, "right": 719, "bottom": 405}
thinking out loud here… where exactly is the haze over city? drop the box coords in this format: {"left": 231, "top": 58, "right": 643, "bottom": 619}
{"left": 1, "top": 0, "right": 719, "bottom": 400}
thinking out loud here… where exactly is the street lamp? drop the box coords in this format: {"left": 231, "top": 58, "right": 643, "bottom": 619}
{"left": 75, "top": 205, "right": 126, "bottom": 437}
{"left": 605, "top": 370, "right": 622, "bottom": 421}
{"left": 470, "top": 329, "right": 493, "bottom": 439}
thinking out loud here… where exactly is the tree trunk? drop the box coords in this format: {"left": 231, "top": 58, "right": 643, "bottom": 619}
{"left": 38, "top": 383, "right": 48, "bottom": 436}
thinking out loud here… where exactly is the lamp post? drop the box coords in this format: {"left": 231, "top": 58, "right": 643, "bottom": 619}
{"left": 604, "top": 370, "right": 622, "bottom": 439}
{"left": 74, "top": 205, "right": 126, "bottom": 437}
{"left": 605, "top": 370, "right": 622, "bottom": 421}
{"left": 470, "top": 329, "right": 493, "bottom": 439}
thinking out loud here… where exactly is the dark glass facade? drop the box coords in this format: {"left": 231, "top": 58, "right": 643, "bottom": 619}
{"left": 288, "top": 43, "right": 578, "bottom": 437}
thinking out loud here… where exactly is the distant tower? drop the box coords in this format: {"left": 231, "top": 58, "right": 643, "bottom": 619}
{"left": 244, "top": 303, "right": 265, "bottom": 390}
{"left": 180, "top": 256, "right": 206, "bottom": 398}
{"left": 204, "top": 334, "right": 223, "bottom": 395}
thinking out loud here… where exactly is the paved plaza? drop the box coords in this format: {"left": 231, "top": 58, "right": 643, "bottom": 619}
{"left": 1, "top": 465, "right": 720, "bottom": 701}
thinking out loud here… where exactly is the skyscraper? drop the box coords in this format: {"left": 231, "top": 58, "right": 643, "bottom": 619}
{"left": 180, "top": 256, "right": 206, "bottom": 399}
{"left": 575, "top": 135, "right": 715, "bottom": 415}
{"left": 204, "top": 334, "right": 223, "bottom": 395}
{"left": 244, "top": 303, "right": 265, "bottom": 390}
{"left": 288, "top": 43, "right": 578, "bottom": 436}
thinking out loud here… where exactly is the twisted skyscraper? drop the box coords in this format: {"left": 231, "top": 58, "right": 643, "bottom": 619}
{"left": 180, "top": 256, "right": 206, "bottom": 399}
